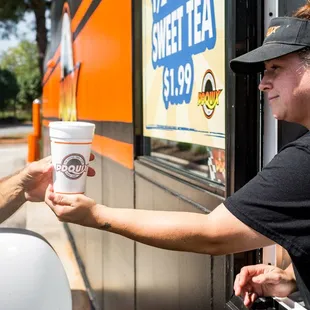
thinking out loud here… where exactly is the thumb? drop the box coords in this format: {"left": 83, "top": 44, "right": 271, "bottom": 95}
{"left": 48, "top": 192, "right": 75, "bottom": 206}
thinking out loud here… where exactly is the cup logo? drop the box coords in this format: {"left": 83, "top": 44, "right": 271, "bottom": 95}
{"left": 56, "top": 153, "right": 88, "bottom": 180}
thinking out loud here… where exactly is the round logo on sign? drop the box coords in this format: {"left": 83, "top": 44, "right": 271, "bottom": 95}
{"left": 56, "top": 153, "right": 88, "bottom": 180}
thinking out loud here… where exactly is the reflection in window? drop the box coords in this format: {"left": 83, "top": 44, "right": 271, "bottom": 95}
{"left": 150, "top": 138, "right": 225, "bottom": 186}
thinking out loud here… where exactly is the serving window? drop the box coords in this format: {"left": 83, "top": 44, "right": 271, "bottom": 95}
{"left": 141, "top": 0, "right": 226, "bottom": 191}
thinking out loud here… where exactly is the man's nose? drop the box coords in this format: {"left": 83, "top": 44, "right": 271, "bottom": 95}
{"left": 258, "top": 73, "right": 272, "bottom": 92}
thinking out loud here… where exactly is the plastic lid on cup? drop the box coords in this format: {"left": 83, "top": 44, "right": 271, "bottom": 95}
{"left": 49, "top": 121, "right": 95, "bottom": 141}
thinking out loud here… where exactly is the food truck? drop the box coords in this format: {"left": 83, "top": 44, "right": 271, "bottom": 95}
{"left": 41, "top": 0, "right": 308, "bottom": 309}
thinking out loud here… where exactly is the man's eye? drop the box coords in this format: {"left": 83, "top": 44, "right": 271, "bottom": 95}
{"left": 271, "top": 65, "right": 279, "bottom": 70}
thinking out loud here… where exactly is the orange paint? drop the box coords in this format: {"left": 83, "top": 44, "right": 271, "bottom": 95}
{"left": 43, "top": 0, "right": 94, "bottom": 84}
{"left": 92, "top": 135, "right": 133, "bottom": 170}
{"left": 74, "top": 0, "right": 132, "bottom": 122}
{"left": 42, "top": 119, "right": 50, "bottom": 127}
{"left": 42, "top": 0, "right": 132, "bottom": 122}
{"left": 42, "top": 1, "right": 133, "bottom": 169}
{"left": 42, "top": 65, "right": 61, "bottom": 118}
{"left": 28, "top": 134, "right": 40, "bottom": 162}
{"left": 71, "top": 0, "right": 93, "bottom": 31}
{"left": 32, "top": 101, "right": 41, "bottom": 138}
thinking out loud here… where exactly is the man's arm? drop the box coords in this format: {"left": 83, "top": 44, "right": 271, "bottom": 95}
{"left": 95, "top": 203, "right": 274, "bottom": 255}
{"left": 0, "top": 155, "right": 95, "bottom": 225}
{"left": 0, "top": 171, "right": 26, "bottom": 223}
{"left": 45, "top": 188, "right": 274, "bottom": 255}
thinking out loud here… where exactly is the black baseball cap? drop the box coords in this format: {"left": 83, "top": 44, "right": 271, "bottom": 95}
{"left": 230, "top": 17, "right": 310, "bottom": 74}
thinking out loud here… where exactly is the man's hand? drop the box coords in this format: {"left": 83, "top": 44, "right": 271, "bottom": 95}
{"left": 45, "top": 184, "right": 100, "bottom": 227}
{"left": 21, "top": 154, "right": 95, "bottom": 202}
{"left": 234, "top": 264, "right": 297, "bottom": 308}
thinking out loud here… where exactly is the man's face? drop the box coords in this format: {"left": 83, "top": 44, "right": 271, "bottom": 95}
{"left": 259, "top": 53, "right": 310, "bottom": 125}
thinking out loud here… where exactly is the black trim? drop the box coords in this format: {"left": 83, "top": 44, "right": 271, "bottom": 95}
{"left": 43, "top": 118, "right": 133, "bottom": 144}
{"left": 225, "top": 0, "right": 236, "bottom": 303}
{"left": 72, "top": 0, "right": 101, "bottom": 41}
{"left": 225, "top": 0, "right": 264, "bottom": 308}
{"left": 132, "top": 3, "right": 141, "bottom": 310}
{"left": 132, "top": 0, "right": 144, "bottom": 159}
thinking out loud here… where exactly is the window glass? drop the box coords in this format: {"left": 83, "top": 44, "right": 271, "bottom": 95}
{"left": 151, "top": 138, "right": 225, "bottom": 185}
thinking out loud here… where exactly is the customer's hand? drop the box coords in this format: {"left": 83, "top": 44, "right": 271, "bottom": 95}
{"left": 234, "top": 264, "right": 297, "bottom": 308}
{"left": 21, "top": 154, "right": 95, "bottom": 202}
{"left": 45, "top": 184, "right": 100, "bottom": 227}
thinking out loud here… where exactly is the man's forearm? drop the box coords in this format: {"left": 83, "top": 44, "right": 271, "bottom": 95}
{"left": 0, "top": 171, "right": 26, "bottom": 223}
{"left": 90, "top": 203, "right": 273, "bottom": 255}
{"left": 94, "top": 205, "right": 214, "bottom": 254}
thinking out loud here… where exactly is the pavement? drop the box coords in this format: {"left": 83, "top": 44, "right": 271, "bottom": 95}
{"left": 0, "top": 124, "right": 33, "bottom": 137}
{"left": 0, "top": 142, "right": 91, "bottom": 310}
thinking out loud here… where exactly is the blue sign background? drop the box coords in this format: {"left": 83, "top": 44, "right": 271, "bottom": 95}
{"left": 151, "top": 0, "right": 217, "bottom": 109}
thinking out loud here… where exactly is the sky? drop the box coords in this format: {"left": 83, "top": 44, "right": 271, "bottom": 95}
{"left": 0, "top": 13, "right": 36, "bottom": 56}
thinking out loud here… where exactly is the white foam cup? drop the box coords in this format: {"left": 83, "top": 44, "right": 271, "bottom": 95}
{"left": 49, "top": 121, "right": 95, "bottom": 194}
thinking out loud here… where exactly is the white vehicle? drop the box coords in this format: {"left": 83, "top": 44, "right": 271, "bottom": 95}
{"left": 0, "top": 228, "right": 71, "bottom": 310}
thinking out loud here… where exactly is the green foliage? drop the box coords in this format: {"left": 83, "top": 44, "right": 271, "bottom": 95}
{"left": 194, "top": 145, "right": 207, "bottom": 155}
{"left": 0, "top": 68, "right": 19, "bottom": 112}
{"left": 0, "top": 1, "right": 51, "bottom": 37}
{"left": 0, "top": 0, "right": 52, "bottom": 76}
{"left": 0, "top": 40, "right": 41, "bottom": 110}
{"left": 0, "top": 0, "right": 28, "bottom": 38}
{"left": 176, "top": 142, "right": 192, "bottom": 151}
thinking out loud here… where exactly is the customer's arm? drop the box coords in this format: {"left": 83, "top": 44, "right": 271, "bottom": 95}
{"left": 0, "top": 155, "right": 95, "bottom": 224}
{"left": 0, "top": 171, "right": 27, "bottom": 223}
{"left": 0, "top": 156, "right": 54, "bottom": 223}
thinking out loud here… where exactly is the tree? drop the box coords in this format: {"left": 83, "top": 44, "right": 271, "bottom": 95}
{"left": 0, "top": 69, "right": 19, "bottom": 114}
{"left": 0, "top": 40, "right": 41, "bottom": 111}
{"left": 0, "top": 0, "right": 52, "bottom": 77}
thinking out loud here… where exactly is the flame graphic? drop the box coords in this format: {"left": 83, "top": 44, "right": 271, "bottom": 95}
{"left": 59, "top": 63, "right": 80, "bottom": 121}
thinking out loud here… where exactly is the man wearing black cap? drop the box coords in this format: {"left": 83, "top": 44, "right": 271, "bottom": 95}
{"left": 45, "top": 3, "right": 310, "bottom": 310}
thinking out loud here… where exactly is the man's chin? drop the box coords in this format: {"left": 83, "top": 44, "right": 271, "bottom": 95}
{"left": 271, "top": 109, "right": 284, "bottom": 121}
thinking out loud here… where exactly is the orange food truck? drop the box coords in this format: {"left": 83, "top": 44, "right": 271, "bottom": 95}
{"left": 40, "top": 0, "right": 308, "bottom": 309}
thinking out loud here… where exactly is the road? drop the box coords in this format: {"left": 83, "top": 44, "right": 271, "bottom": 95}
{"left": 0, "top": 144, "right": 28, "bottom": 177}
{"left": 0, "top": 124, "right": 33, "bottom": 137}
